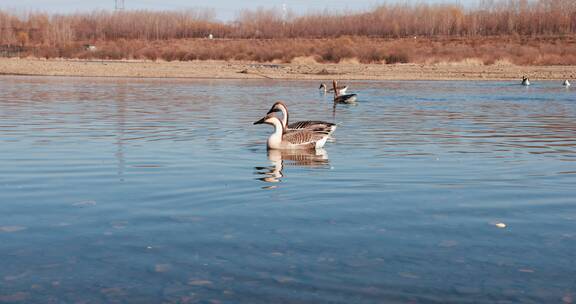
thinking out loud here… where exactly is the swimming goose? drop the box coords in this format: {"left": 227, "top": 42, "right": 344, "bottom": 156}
{"left": 319, "top": 83, "right": 348, "bottom": 95}
{"left": 332, "top": 80, "right": 358, "bottom": 103}
{"left": 267, "top": 101, "right": 337, "bottom": 135}
{"left": 254, "top": 114, "right": 330, "bottom": 150}
{"left": 521, "top": 76, "right": 530, "bottom": 86}
{"left": 563, "top": 80, "right": 571, "bottom": 87}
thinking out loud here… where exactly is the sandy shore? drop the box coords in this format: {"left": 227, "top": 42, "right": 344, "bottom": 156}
{"left": 0, "top": 58, "right": 574, "bottom": 81}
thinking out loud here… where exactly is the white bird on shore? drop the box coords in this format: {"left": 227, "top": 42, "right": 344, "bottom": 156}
{"left": 266, "top": 101, "right": 337, "bottom": 135}
{"left": 563, "top": 80, "right": 571, "bottom": 87}
{"left": 254, "top": 114, "right": 330, "bottom": 150}
{"left": 521, "top": 76, "right": 530, "bottom": 86}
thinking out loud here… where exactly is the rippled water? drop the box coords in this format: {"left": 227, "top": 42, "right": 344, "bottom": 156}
{"left": 1, "top": 76, "right": 575, "bottom": 303}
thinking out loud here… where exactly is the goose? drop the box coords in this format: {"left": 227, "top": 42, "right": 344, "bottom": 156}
{"left": 267, "top": 101, "right": 337, "bottom": 135}
{"left": 332, "top": 80, "right": 357, "bottom": 103}
{"left": 254, "top": 114, "right": 330, "bottom": 150}
{"left": 521, "top": 76, "right": 530, "bottom": 86}
{"left": 319, "top": 83, "right": 348, "bottom": 95}
{"left": 563, "top": 80, "right": 571, "bottom": 87}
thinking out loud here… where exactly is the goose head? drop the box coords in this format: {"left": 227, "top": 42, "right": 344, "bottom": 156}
{"left": 254, "top": 113, "right": 282, "bottom": 127}
{"left": 266, "top": 101, "right": 288, "bottom": 115}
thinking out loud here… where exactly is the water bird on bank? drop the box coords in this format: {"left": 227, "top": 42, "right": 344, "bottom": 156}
{"left": 254, "top": 114, "right": 330, "bottom": 150}
{"left": 332, "top": 80, "right": 358, "bottom": 103}
{"left": 319, "top": 83, "right": 348, "bottom": 95}
{"left": 267, "top": 101, "right": 337, "bottom": 135}
{"left": 521, "top": 76, "right": 530, "bottom": 86}
{"left": 563, "top": 80, "right": 571, "bottom": 87}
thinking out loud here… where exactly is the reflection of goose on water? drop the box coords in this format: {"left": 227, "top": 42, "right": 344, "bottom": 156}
{"left": 256, "top": 149, "right": 330, "bottom": 184}
{"left": 521, "top": 76, "right": 530, "bottom": 86}
{"left": 319, "top": 83, "right": 348, "bottom": 95}
{"left": 269, "top": 148, "right": 329, "bottom": 168}
{"left": 563, "top": 80, "right": 571, "bottom": 87}
{"left": 267, "top": 101, "right": 337, "bottom": 135}
{"left": 254, "top": 114, "right": 330, "bottom": 150}
{"left": 332, "top": 80, "right": 358, "bottom": 103}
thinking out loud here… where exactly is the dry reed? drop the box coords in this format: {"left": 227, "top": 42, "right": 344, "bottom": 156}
{"left": 1, "top": 0, "right": 575, "bottom": 65}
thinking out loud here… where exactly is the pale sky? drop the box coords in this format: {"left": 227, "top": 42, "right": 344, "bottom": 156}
{"left": 1, "top": 0, "right": 476, "bottom": 20}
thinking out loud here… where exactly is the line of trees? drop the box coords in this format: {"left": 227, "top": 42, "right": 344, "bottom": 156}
{"left": 1, "top": 0, "right": 575, "bottom": 47}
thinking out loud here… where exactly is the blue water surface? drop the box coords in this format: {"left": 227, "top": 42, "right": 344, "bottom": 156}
{"left": 0, "top": 76, "right": 575, "bottom": 303}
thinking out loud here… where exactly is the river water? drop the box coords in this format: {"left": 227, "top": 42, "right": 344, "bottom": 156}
{"left": 0, "top": 76, "right": 575, "bottom": 303}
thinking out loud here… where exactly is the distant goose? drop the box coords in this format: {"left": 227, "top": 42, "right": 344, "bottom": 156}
{"left": 319, "top": 83, "right": 348, "bottom": 95}
{"left": 267, "top": 101, "right": 337, "bottom": 135}
{"left": 254, "top": 114, "right": 330, "bottom": 150}
{"left": 522, "top": 76, "right": 530, "bottom": 86}
{"left": 563, "top": 80, "right": 571, "bottom": 87}
{"left": 332, "top": 80, "right": 358, "bottom": 103}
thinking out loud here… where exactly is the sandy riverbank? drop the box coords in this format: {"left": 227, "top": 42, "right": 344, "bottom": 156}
{"left": 0, "top": 58, "right": 574, "bottom": 81}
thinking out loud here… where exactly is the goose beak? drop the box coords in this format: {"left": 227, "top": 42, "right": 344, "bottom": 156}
{"left": 253, "top": 116, "right": 266, "bottom": 125}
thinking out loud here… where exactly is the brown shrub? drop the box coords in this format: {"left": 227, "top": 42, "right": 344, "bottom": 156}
{"left": 9, "top": 36, "right": 576, "bottom": 65}
{"left": 385, "top": 53, "right": 410, "bottom": 64}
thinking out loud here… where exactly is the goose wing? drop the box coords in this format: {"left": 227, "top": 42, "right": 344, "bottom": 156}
{"left": 288, "top": 120, "right": 335, "bottom": 130}
{"left": 283, "top": 129, "right": 329, "bottom": 146}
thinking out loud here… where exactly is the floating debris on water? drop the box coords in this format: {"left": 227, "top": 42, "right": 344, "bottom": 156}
{"left": 0, "top": 226, "right": 27, "bottom": 233}
{"left": 188, "top": 280, "right": 213, "bottom": 286}
{"left": 495, "top": 222, "right": 507, "bottom": 228}
{"left": 154, "top": 264, "right": 172, "bottom": 273}
{"left": 72, "top": 200, "right": 96, "bottom": 207}
{"left": 518, "top": 268, "right": 535, "bottom": 273}
{"left": 274, "top": 276, "right": 296, "bottom": 284}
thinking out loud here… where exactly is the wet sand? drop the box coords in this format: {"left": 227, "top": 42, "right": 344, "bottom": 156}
{"left": 0, "top": 58, "right": 574, "bottom": 81}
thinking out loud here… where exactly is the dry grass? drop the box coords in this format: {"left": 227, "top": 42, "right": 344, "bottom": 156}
{"left": 1, "top": 0, "right": 576, "bottom": 65}
{"left": 16, "top": 36, "right": 576, "bottom": 66}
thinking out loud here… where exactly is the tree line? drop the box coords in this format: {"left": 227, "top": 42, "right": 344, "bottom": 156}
{"left": 1, "top": 0, "right": 575, "bottom": 47}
